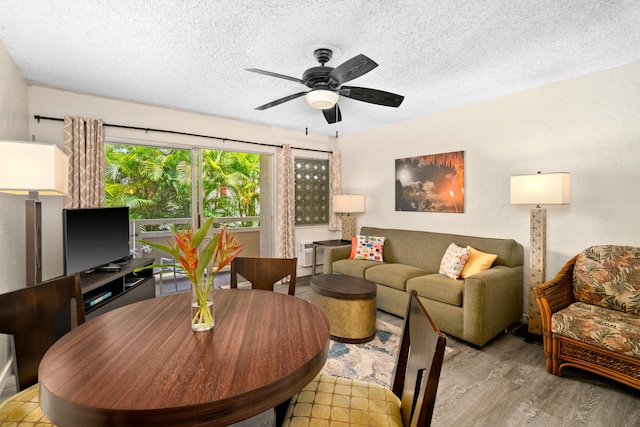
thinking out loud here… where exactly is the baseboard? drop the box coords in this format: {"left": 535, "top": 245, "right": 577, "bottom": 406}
{"left": 513, "top": 323, "right": 543, "bottom": 344}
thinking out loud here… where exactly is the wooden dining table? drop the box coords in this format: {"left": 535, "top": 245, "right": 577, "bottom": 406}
{"left": 38, "top": 289, "right": 331, "bottom": 426}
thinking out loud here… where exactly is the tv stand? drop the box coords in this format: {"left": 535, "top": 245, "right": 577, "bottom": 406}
{"left": 97, "top": 263, "right": 121, "bottom": 272}
{"left": 79, "top": 258, "right": 155, "bottom": 320}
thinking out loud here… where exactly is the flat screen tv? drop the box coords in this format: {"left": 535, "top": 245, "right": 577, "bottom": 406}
{"left": 63, "top": 206, "right": 130, "bottom": 275}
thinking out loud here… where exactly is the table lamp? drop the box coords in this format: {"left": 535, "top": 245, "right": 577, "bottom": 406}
{"left": 510, "top": 171, "right": 570, "bottom": 335}
{"left": 0, "top": 141, "right": 69, "bottom": 286}
{"left": 333, "top": 194, "right": 365, "bottom": 240}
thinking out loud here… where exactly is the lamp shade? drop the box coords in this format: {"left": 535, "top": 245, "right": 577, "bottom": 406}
{"left": 510, "top": 172, "right": 570, "bottom": 205}
{"left": 333, "top": 194, "right": 365, "bottom": 214}
{"left": 0, "top": 140, "right": 69, "bottom": 195}
{"left": 305, "top": 89, "right": 339, "bottom": 110}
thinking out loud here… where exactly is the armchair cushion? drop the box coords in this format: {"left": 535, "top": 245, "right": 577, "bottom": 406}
{"left": 573, "top": 245, "right": 640, "bottom": 314}
{"left": 552, "top": 301, "right": 640, "bottom": 360}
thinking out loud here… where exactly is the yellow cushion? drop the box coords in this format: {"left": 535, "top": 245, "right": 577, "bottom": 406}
{"left": 282, "top": 374, "right": 403, "bottom": 426}
{"left": 460, "top": 246, "right": 497, "bottom": 278}
{"left": 0, "top": 383, "right": 55, "bottom": 426}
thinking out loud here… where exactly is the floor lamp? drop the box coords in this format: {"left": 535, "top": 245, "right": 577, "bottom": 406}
{"left": 333, "top": 194, "right": 365, "bottom": 240}
{"left": 510, "top": 171, "right": 570, "bottom": 335}
{"left": 0, "top": 141, "right": 69, "bottom": 286}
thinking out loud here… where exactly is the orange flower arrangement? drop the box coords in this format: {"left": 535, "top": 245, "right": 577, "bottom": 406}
{"left": 141, "top": 218, "right": 242, "bottom": 330}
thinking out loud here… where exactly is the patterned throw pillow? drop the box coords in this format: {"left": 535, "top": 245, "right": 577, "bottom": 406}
{"left": 439, "top": 243, "right": 471, "bottom": 279}
{"left": 353, "top": 235, "right": 385, "bottom": 262}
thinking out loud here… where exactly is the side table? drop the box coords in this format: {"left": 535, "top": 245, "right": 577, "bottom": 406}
{"left": 310, "top": 274, "right": 377, "bottom": 343}
{"left": 311, "top": 239, "right": 352, "bottom": 276}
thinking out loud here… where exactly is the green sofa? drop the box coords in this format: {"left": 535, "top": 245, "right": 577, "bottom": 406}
{"left": 322, "top": 226, "right": 524, "bottom": 347}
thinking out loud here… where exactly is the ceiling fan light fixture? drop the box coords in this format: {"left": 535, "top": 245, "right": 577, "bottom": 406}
{"left": 305, "top": 89, "right": 338, "bottom": 110}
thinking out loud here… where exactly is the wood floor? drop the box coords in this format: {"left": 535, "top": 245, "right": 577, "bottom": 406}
{"left": 295, "top": 276, "right": 640, "bottom": 427}
{"left": 3, "top": 275, "right": 639, "bottom": 426}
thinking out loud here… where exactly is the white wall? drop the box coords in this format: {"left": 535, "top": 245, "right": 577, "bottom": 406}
{"left": 10, "top": 49, "right": 640, "bottom": 317}
{"left": 0, "top": 39, "right": 30, "bottom": 395}
{"left": 339, "top": 60, "right": 640, "bottom": 314}
{"left": 26, "top": 86, "right": 337, "bottom": 277}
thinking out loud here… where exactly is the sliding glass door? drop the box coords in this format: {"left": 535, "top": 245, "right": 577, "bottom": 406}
{"left": 105, "top": 143, "right": 263, "bottom": 260}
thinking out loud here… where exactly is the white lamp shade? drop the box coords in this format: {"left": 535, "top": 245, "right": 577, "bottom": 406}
{"left": 0, "top": 140, "right": 69, "bottom": 195}
{"left": 333, "top": 194, "right": 365, "bottom": 213}
{"left": 510, "top": 172, "right": 570, "bottom": 205}
{"left": 305, "top": 90, "right": 339, "bottom": 110}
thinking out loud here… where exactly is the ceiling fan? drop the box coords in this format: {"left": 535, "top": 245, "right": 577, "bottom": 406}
{"left": 246, "top": 48, "right": 404, "bottom": 124}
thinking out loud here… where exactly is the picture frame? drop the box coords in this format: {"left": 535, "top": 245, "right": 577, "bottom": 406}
{"left": 395, "top": 151, "right": 464, "bottom": 213}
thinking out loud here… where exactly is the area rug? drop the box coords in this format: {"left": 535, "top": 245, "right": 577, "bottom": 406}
{"left": 321, "top": 319, "right": 457, "bottom": 388}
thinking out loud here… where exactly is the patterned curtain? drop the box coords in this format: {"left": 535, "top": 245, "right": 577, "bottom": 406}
{"left": 329, "top": 150, "right": 342, "bottom": 231}
{"left": 63, "top": 116, "right": 105, "bottom": 208}
{"left": 276, "top": 144, "right": 295, "bottom": 258}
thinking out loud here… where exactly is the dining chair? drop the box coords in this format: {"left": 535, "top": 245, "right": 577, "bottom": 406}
{"left": 158, "top": 256, "right": 178, "bottom": 295}
{"left": 281, "top": 290, "right": 447, "bottom": 427}
{"left": 0, "top": 273, "right": 85, "bottom": 425}
{"left": 230, "top": 257, "right": 297, "bottom": 296}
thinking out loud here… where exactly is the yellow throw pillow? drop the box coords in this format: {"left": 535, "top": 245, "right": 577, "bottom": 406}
{"left": 460, "top": 246, "right": 497, "bottom": 278}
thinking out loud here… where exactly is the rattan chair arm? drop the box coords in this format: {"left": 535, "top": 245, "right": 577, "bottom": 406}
{"left": 534, "top": 254, "right": 578, "bottom": 315}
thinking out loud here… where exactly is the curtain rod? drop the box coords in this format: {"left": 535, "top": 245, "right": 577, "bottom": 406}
{"left": 33, "top": 115, "right": 331, "bottom": 154}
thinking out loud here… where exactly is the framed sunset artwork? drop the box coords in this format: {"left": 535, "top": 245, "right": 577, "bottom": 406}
{"left": 395, "top": 150, "right": 465, "bottom": 213}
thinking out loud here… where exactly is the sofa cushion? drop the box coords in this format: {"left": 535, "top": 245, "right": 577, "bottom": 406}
{"left": 364, "top": 264, "right": 430, "bottom": 291}
{"left": 333, "top": 259, "right": 380, "bottom": 278}
{"left": 573, "top": 245, "right": 640, "bottom": 315}
{"left": 460, "top": 246, "right": 497, "bottom": 279}
{"left": 439, "top": 243, "right": 470, "bottom": 279}
{"left": 407, "top": 274, "right": 464, "bottom": 307}
{"left": 353, "top": 235, "right": 385, "bottom": 262}
{"left": 552, "top": 301, "right": 640, "bottom": 360}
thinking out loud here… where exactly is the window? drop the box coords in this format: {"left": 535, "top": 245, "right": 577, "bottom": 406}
{"left": 294, "top": 158, "right": 329, "bottom": 225}
{"left": 105, "top": 144, "right": 260, "bottom": 227}
{"left": 105, "top": 144, "right": 193, "bottom": 224}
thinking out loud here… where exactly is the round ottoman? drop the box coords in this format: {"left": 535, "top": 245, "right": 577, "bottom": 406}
{"left": 310, "top": 274, "right": 377, "bottom": 343}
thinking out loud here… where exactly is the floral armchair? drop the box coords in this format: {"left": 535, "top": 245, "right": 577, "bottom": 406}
{"left": 534, "top": 245, "right": 640, "bottom": 390}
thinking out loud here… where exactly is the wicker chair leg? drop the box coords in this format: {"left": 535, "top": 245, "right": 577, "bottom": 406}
{"left": 544, "top": 352, "right": 553, "bottom": 373}
{"left": 551, "top": 337, "right": 561, "bottom": 375}
{"left": 541, "top": 331, "right": 552, "bottom": 373}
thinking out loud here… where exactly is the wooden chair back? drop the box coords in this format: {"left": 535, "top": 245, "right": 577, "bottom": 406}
{"left": 230, "top": 257, "right": 297, "bottom": 295}
{"left": 0, "top": 274, "right": 85, "bottom": 392}
{"left": 391, "top": 291, "right": 447, "bottom": 427}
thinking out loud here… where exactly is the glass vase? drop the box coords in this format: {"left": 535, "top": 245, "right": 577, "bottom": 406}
{"left": 191, "top": 282, "right": 214, "bottom": 331}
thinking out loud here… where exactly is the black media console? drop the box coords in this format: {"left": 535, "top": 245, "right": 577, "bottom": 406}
{"left": 79, "top": 257, "right": 155, "bottom": 320}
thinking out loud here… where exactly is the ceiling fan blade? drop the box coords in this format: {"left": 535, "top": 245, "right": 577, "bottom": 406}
{"left": 246, "top": 68, "right": 305, "bottom": 85}
{"left": 326, "top": 54, "right": 378, "bottom": 87}
{"left": 255, "top": 92, "right": 307, "bottom": 110}
{"left": 322, "top": 104, "right": 342, "bottom": 124}
{"left": 341, "top": 86, "right": 404, "bottom": 107}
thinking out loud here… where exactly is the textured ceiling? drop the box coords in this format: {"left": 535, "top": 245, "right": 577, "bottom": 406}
{"left": 1, "top": 1, "right": 639, "bottom": 136}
